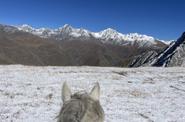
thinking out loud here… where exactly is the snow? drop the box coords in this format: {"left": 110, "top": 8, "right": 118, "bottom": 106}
{"left": 0, "top": 65, "right": 185, "bottom": 122}
{"left": 160, "top": 40, "right": 174, "bottom": 45}
{"left": 18, "top": 24, "right": 34, "bottom": 32}
{"left": 94, "top": 28, "right": 125, "bottom": 42}
{"left": 17, "top": 24, "right": 54, "bottom": 38}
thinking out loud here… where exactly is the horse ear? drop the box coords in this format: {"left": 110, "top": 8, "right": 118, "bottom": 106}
{"left": 90, "top": 82, "right": 100, "bottom": 101}
{"left": 62, "top": 82, "right": 72, "bottom": 102}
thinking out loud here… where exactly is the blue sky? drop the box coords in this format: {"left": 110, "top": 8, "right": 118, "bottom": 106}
{"left": 0, "top": 0, "right": 184, "bottom": 40}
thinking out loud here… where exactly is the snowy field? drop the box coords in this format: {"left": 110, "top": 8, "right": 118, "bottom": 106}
{"left": 0, "top": 65, "right": 185, "bottom": 122}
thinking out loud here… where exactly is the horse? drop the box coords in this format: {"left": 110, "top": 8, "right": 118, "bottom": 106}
{"left": 57, "top": 82, "right": 104, "bottom": 122}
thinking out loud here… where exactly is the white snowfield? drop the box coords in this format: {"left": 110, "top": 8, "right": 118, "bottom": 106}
{"left": 0, "top": 65, "right": 185, "bottom": 122}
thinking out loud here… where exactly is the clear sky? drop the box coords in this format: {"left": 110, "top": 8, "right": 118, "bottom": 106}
{"left": 0, "top": 0, "right": 184, "bottom": 40}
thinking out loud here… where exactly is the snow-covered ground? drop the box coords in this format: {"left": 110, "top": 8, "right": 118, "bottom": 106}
{"left": 0, "top": 65, "right": 185, "bottom": 122}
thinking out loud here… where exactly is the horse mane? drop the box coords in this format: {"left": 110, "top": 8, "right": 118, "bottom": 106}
{"left": 57, "top": 92, "right": 88, "bottom": 122}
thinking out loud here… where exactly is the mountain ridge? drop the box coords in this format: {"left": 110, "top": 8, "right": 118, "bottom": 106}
{"left": 16, "top": 24, "right": 170, "bottom": 47}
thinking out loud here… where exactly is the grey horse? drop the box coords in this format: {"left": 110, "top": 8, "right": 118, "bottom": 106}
{"left": 57, "top": 82, "right": 104, "bottom": 122}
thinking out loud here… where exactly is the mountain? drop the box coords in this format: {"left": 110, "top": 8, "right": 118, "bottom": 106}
{"left": 0, "top": 24, "right": 168, "bottom": 66}
{"left": 17, "top": 24, "right": 167, "bottom": 48}
{"left": 129, "top": 32, "right": 185, "bottom": 67}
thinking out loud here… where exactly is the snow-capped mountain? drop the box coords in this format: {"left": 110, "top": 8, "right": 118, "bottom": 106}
{"left": 94, "top": 28, "right": 158, "bottom": 46}
{"left": 0, "top": 24, "right": 19, "bottom": 33}
{"left": 17, "top": 24, "right": 55, "bottom": 38}
{"left": 17, "top": 24, "right": 166, "bottom": 47}
{"left": 17, "top": 24, "right": 92, "bottom": 39}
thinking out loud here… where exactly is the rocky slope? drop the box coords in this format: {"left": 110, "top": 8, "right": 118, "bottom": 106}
{"left": 128, "top": 51, "right": 158, "bottom": 67}
{"left": 129, "top": 32, "right": 185, "bottom": 67}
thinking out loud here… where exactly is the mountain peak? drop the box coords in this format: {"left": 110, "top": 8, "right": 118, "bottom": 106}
{"left": 100, "top": 28, "right": 119, "bottom": 35}
{"left": 63, "top": 24, "right": 72, "bottom": 28}
{"left": 58, "top": 24, "right": 73, "bottom": 33}
{"left": 20, "top": 24, "right": 33, "bottom": 29}
{"left": 97, "top": 28, "right": 124, "bottom": 42}
{"left": 18, "top": 24, "right": 34, "bottom": 32}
